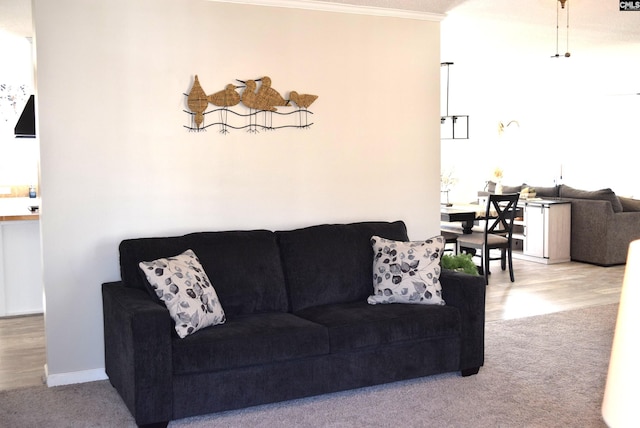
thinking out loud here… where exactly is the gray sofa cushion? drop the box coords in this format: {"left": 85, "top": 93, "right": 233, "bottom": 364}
{"left": 295, "top": 301, "right": 460, "bottom": 352}
{"left": 486, "top": 183, "right": 558, "bottom": 197}
{"left": 559, "top": 184, "right": 623, "bottom": 213}
{"left": 276, "top": 221, "right": 409, "bottom": 312}
{"left": 172, "top": 312, "right": 329, "bottom": 374}
{"left": 119, "top": 230, "right": 289, "bottom": 316}
{"left": 486, "top": 181, "right": 522, "bottom": 194}
{"left": 526, "top": 185, "right": 559, "bottom": 198}
{"left": 619, "top": 196, "right": 640, "bottom": 212}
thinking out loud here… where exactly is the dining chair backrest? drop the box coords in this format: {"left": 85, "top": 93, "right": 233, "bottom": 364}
{"left": 484, "top": 193, "right": 520, "bottom": 240}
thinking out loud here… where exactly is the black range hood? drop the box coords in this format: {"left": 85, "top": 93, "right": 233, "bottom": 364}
{"left": 14, "top": 95, "right": 36, "bottom": 138}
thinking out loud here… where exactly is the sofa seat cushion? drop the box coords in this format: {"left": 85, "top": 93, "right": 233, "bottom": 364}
{"left": 172, "top": 312, "right": 329, "bottom": 374}
{"left": 295, "top": 301, "right": 460, "bottom": 353}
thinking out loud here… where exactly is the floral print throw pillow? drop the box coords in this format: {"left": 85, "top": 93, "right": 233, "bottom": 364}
{"left": 368, "top": 235, "right": 445, "bottom": 306}
{"left": 139, "top": 249, "right": 226, "bottom": 338}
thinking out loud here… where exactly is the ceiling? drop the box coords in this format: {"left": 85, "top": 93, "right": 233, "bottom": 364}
{"left": 331, "top": 0, "right": 640, "bottom": 43}
{"left": 0, "top": 0, "right": 464, "bottom": 38}
{"left": 1, "top": 0, "right": 639, "bottom": 44}
{"left": 321, "top": 0, "right": 467, "bottom": 14}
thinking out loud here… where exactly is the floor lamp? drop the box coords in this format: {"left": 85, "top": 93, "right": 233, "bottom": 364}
{"left": 602, "top": 239, "right": 640, "bottom": 427}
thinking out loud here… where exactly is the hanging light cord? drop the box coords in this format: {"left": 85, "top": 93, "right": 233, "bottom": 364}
{"left": 565, "top": 0, "right": 570, "bottom": 56}
{"left": 552, "top": 0, "right": 570, "bottom": 58}
{"left": 555, "top": 0, "right": 560, "bottom": 57}
{"left": 445, "top": 64, "right": 450, "bottom": 116}
{"left": 441, "top": 62, "right": 453, "bottom": 117}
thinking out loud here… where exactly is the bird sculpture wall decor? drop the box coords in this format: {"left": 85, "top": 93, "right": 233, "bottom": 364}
{"left": 237, "top": 79, "right": 275, "bottom": 111}
{"left": 289, "top": 91, "right": 318, "bottom": 128}
{"left": 255, "top": 76, "right": 290, "bottom": 110}
{"left": 208, "top": 84, "right": 242, "bottom": 108}
{"left": 184, "top": 74, "right": 318, "bottom": 133}
{"left": 187, "top": 75, "right": 209, "bottom": 130}
{"left": 289, "top": 91, "right": 318, "bottom": 109}
{"left": 208, "top": 84, "right": 243, "bottom": 134}
{"left": 254, "top": 76, "right": 290, "bottom": 130}
{"left": 237, "top": 79, "right": 269, "bottom": 133}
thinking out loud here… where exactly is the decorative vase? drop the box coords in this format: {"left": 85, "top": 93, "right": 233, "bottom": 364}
{"left": 496, "top": 181, "right": 503, "bottom": 195}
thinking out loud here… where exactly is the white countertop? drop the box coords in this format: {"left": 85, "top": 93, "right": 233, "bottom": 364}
{"left": 0, "top": 197, "right": 40, "bottom": 221}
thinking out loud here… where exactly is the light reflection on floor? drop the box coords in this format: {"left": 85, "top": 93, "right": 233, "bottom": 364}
{"left": 499, "top": 291, "right": 560, "bottom": 320}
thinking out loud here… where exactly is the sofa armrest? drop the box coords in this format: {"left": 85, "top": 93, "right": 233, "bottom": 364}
{"left": 564, "top": 198, "right": 639, "bottom": 265}
{"left": 102, "top": 281, "right": 173, "bottom": 425}
{"left": 440, "top": 269, "right": 486, "bottom": 373}
{"left": 565, "top": 198, "right": 614, "bottom": 239}
{"left": 603, "top": 211, "right": 640, "bottom": 264}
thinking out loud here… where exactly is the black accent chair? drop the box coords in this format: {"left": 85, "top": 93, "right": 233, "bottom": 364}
{"left": 456, "top": 193, "right": 520, "bottom": 285}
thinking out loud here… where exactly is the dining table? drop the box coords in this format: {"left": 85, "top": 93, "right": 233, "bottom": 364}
{"left": 440, "top": 205, "right": 477, "bottom": 234}
{"left": 440, "top": 203, "right": 497, "bottom": 234}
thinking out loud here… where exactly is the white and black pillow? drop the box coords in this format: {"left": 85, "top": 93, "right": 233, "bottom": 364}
{"left": 368, "top": 235, "right": 445, "bottom": 306}
{"left": 139, "top": 249, "right": 225, "bottom": 338}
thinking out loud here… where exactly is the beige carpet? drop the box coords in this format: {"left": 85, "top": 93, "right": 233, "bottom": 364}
{"left": 0, "top": 304, "right": 617, "bottom": 427}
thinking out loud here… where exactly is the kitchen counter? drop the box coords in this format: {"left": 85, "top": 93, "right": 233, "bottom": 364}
{"left": 0, "top": 208, "right": 43, "bottom": 316}
{"left": 0, "top": 198, "right": 40, "bottom": 222}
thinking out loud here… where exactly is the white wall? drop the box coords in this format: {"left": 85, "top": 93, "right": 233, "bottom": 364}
{"left": 32, "top": 0, "right": 442, "bottom": 383}
{"left": 0, "top": 30, "right": 38, "bottom": 187}
{"left": 441, "top": 5, "right": 640, "bottom": 203}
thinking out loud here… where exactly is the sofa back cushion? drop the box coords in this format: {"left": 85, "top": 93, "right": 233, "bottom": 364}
{"left": 276, "top": 221, "right": 409, "bottom": 312}
{"left": 486, "top": 181, "right": 522, "bottom": 194}
{"left": 119, "top": 230, "right": 289, "bottom": 316}
{"left": 559, "top": 184, "right": 623, "bottom": 213}
{"left": 619, "top": 196, "right": 640, "bottom": 212}
{"left": 527, "top": 185, "right": 559, "bottom": 198}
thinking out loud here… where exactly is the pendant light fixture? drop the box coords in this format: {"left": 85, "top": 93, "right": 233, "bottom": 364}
{"left": 552, "top": 0, "right": 571, "bottom": 58}
{"left": 440, "top": 62, "right": 469, "bottom": 139}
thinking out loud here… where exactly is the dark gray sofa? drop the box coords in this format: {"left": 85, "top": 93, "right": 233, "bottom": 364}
{"left": 102, "top": 221, "right": 486, "bottom": 427}
{"left": 484, "top": 183, "right": 640, "bottom": 266}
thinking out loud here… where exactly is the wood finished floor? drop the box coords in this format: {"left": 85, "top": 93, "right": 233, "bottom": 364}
{"left": 0, "top": 259, "right": 625, "bottom": 392}
{"left": 0, "top": 313, "right": 45, "bottom": 391}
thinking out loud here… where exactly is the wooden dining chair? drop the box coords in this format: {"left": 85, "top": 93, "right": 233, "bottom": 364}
{"left": 440, "top": 230, "right": 460, "bottom": 254}
{"left": 456, "top": 193, "right": 520, "bottom": 285}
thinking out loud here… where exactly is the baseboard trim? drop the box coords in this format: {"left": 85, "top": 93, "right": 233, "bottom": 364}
{"left": 44, "top": 364, "right": 108, "bottom": 387}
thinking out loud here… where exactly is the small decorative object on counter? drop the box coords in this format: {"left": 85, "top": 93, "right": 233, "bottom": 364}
{"left": 493, "top": 168, "right": 504, "bottom": 194}
{"left": 520, "top": 187, "right": 537, "bottom": 199}
{"left": 29, "top": 185, "right": 36, "bottom": 198}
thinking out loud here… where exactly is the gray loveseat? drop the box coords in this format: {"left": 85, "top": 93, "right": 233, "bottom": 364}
{"left": 484, "top": 183, "right": 640, "bottom": 266}
{"left": 102, "top": 221, "right": 486, "bottom": 427}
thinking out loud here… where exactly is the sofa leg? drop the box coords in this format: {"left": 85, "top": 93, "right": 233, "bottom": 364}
{"left": 461, "top": 367, "right": 480, "bottom": 377}
{"left": 138, "top": 422, "right": 169, "bottom": 428}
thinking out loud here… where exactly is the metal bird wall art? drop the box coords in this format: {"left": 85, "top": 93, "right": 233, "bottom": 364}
{"left": 184, "top": 75, "right": 318, "bottom": 134}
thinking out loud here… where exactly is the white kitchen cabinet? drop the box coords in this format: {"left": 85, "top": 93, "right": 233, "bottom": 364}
{"left": 513, "top": 200, "right": 571, "bottom": 264}
{"left": 0, "top": 220, "right": 43, "bottom": 316}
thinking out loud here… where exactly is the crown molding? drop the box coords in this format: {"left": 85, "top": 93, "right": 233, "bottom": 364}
{"left": 209, "top": 0, "right": 445, "bottom": 21}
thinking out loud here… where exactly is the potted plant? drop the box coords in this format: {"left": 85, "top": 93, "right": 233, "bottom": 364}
{"left": 441, "top": 253, "right": 479, "bottom": 276}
